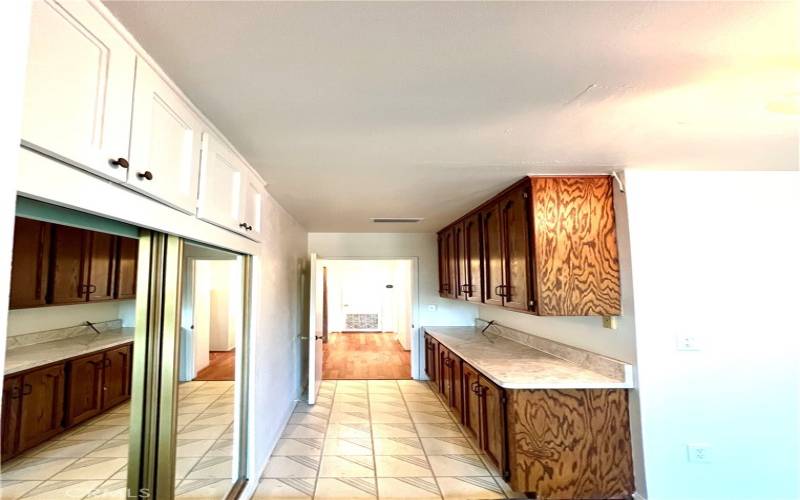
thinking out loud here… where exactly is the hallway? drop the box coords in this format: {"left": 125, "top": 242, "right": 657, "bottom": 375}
{"left": 323, "top": 333, "right": 411, "bottom": 380}
{"left": 255, "top": 379, "right": 519, "bottom": 499}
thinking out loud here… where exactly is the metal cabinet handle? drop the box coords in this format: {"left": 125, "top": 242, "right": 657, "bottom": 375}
{"left": 137, "top": 171, "right": 153, "bottom": 181}
{"left": 239, "top": 222, "right": 248, "bottom": 228}
{"left": 8, "top": 386, "right": 21, "bottom": 399}
{"left": 247, "top": 224, "right": 253, "bottom": 231}
{"left": 88, "top": 284, "right": 97, "bottom": 294}
{"left": 21, "top": 383, "right": 32, "bottom": 396}
{"left": 109, "top": 157, "right": 129, "bottom": 169}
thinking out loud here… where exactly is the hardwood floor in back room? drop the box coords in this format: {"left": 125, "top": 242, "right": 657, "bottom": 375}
{"left": 323, "top": 333, "right": 410, "bottom": 380}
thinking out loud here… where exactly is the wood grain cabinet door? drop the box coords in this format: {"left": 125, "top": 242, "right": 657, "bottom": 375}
{"left": 424, "top": 335, "right": 436, "bottom": 382}
{"left": 437, "top": 234, "right": 447, "bottom": 296}
{"left": 450, "top": 352, "right": 463, "bottom": 421}
{"left": 499, "top": 186, "right": 532, "bottom": 312}
{"left": 463, "top": 213, "right": 483, "bottom": 303}
{"left": 9, "top": 217, "right": 51, "bottom": 309}
{"left": 453, "top": 223, "right": 467, "bottom": 300}
{"left": 115, "top": 237, "right": 138, "bottom": 300}
{"left": 531, "top": 177, "right": 621, "bottom": 316}
{"left": 1, "top": 376, "right": 22, "bottom": 460}
{"left": 442, "top": 228, "right": 457, "bottom": 299}
{"left": 481, "top": 203, "right": 504, "bottom": 307}
{"left": 21, "top": 0, "right": 136, "bottom": 183}
{"left": 102, "top": 344, "right": 133, "bottom": 409}
{"left": 438, "top": 346, "right": 449, "bottom": 396}
{"left": 479, "top": 375, "right": 507, "bottom": 477}
{"left": 87, "top": 232, "right": 117, "bottom": 302}
{"left": 64, "top": 353, "right": 105, "bottom": 427}
{"left": 49, "top": 225, "right": 89, "bottom": 304}
{"left": 461, "top": 364, "right": 481, "bottom": 440}
{"left": 18, "top": 364, "right": 65, "bottom": 451}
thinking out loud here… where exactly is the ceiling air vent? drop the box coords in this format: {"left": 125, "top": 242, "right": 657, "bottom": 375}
{"left": 370, "top": 218, "right": 424, "bottom": 223}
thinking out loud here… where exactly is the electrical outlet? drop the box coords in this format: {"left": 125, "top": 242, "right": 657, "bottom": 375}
{"left": 687, "top": 444, "right": 712, "bottom": 463}
{"left": 676, "top": 334, "right": 700, "bottom": 351}
{"left": 427, "top": 304, "right": 437, "bottom": 312}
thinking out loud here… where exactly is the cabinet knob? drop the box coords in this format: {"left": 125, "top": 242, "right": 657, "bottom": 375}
{"left": 137, "top": 171, "right": 153, "bottom": 181}
{"left": 109, "top": 157, "right": 129, "bottom": 169}
{"left": 247, "top": 224, "right": 253, "bottom": 231}
{"left": 239, "top": 222, "right": 248, "bottom": 229}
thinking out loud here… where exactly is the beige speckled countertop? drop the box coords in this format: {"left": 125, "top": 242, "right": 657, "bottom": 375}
{"left": 424, "top": 326, "right": 633, "bottom": 389}
{"left": 5, "top": 328, "right": 135, "bottom": 375}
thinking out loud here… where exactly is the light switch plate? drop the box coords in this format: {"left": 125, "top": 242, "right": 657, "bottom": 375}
{"left": 427, "top": 304, "right": 437, "bottom": 311}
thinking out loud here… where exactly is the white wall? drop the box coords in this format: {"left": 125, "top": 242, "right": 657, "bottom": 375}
{"left": 625, "top": 170, "right": 799, "bottom": 500}
{"left": 7, "top": 300, "right": 135, "bottom": 336}
{"left": 309, "top": 233, "right": 477, "bottom": 327}
{"left": 249, "top": 192, "right": 309, "bottom": 486}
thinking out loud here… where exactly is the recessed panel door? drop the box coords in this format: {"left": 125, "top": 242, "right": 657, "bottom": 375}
{"left": 197, "top": 132, "right": 244, "bottom": 232}
{"left": 464, "top": 213, "right": 483, "bottom": 303}
{"left": 18, "top": 364, "right": 65, "bottom": 450}
{"left": 500, "top": 186, "right": 532, "bottom": 311}
{"left": 21, "top": 0, "right": 135, "bottom": 182}
{"left": 482, "top": 204, "right": 504, "bottom": 307}
{"left": 87, "top": 232, "right": 117, "bottom": 302}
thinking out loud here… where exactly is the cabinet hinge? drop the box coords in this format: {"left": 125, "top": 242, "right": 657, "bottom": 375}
{"left": 523, "top": 192, "right": 528, "bottom": 199}
{"left": 501, "top": 394, "right": 507, "bottom": 404}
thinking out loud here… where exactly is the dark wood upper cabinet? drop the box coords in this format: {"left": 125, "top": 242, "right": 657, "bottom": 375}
{"left": 499, "top": 185, "right": 532, "bottom": 312}
{"left": 115, "top": 236, "right": 138, "bottom": 299}
{"left": 48, "top": 225, "right": 89, "bottom": 304}
{"left": 64, "top": 352, "right": 105, "bottom": 427}
{"left": 87, "top": 231, "right": 117, "bottom": 302}
{"left": 102, "top": 343, "right": 132, "bottom": 409}
{"left": 438, "top": 176, "right": 620, "bottom": 316}
{"left": 531, "top": 176, "right": 621, "bottom": 315}
{"left": 9, "top": 217, "right": 51, "bottom": 309}
{"left": 11, "top": 218, "right": 137, "bottom": 308}
{"left": 18, "top": 364, "right": 65, "bottom": 452}
{"left": 463, "top": 213, "right": 483, "bottom": 303}
{"left": 1, "top": 376, "right": 22, "bottom": 460}
{"left": 481, "top": 203, "right": 504, "bottom": 307}
{"left": 453, "top": 223, "right": 467, "bottom": 300}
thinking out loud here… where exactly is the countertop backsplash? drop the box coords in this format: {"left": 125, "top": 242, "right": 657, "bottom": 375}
{"left": 6, "top": 319, "right": 124, "bottom": 351}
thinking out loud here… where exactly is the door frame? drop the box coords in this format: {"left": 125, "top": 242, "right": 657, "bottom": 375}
{"left": 314, "top": 256, "right": 421, "bottom": 380}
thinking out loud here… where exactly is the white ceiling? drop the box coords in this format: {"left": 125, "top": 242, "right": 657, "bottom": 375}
{"left": 104, "top": 1, "right": 798, "bottom": 232}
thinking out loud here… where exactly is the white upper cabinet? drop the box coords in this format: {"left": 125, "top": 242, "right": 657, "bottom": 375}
{"left": 197, "top": 132, "right": 244, "bottom": 232}
{"left": 241, "top": 174, "right": 264, "bottom": 241}
{"left": 127, "top": 60, "right": 201, "bottom": 214}
{"left": 21, "top": 0, "right": 136, "bottom": 182}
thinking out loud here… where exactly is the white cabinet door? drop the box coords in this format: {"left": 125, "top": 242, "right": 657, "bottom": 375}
{"left": 128, "top": 59, "right": 201, "bottom": 214}
{"left": 21, "top": 0, "right": 136, "bottom": 182}
{"left": 197, "top": 132, "right": 244, "bottom": 232}
{"left": 240, "top": 174, "right": 264, "bottom": 241}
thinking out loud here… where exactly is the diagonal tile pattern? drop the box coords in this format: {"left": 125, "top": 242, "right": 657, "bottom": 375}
{"left": 0, "top": 380, "right": 236, "bottom": 500}
{"left": 256, "top": 379, "right": 521, "bottom": 499}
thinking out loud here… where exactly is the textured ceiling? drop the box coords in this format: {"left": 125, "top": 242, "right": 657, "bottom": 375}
{"left": 104, "top": 1, "right": 799, "bottom": 232}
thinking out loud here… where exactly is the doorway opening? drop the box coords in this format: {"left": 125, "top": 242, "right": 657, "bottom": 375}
{"left": 318, "top": 259, "right": 415, "bottom": 381}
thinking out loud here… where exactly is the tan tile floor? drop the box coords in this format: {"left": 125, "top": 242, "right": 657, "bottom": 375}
{"left": 0, "top": 380, "right": 235, "bottom": 500}
{"left": 255, "top": 380, "right": 524, "bottom": 500}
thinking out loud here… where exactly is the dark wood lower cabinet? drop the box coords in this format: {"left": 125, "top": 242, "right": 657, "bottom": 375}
{"left": 1, "top": 342, "right": 133, "bottom": 462}
{"left": 103, "top": 344, "right": 133, "bottom": 409}
{"left": 429, "top": 332, "right": 634, "bottom": 499}
{"left": 18, "top": 364, "right": 66, "bottom": 452}
{"left": 424, "top": 335, "right": 437, "bottom": 383}
{"left": 65, "top": 352, "right": 105, "bottom": 427}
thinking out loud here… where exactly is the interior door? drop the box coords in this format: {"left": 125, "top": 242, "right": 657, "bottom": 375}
{"left": 308, "top": 253, "right": 324, "bottom": 404}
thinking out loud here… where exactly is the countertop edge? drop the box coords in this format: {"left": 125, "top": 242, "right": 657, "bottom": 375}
{"left": 424, "top": 326, "right": 634, "bottom": 390}
{"left": 4, "top": 335, "right": 135, "bottom": 376}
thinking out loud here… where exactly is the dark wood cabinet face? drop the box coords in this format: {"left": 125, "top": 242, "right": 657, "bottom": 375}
{"left": 479, "top": 375, "right": 506, "bottom": 475}
{"left": 464, "top": 213, "right": 483, "bottom": 303}
{"left": 103, "top": 344, "right": 132, "bottom": 409}
{"left": 462, "top": 363, "right": 481, "bottom": 440}
{"left": 64, "top": 352, "right": 105, "bottom": 427}
{"left": 49, "top": 225, "right": 89, "bottom": 304}
{"left": 453, "top": 223, "right": 467, "bottom": 300}
{"left": 450, "top": 352, "right": 463, "bottom": 420}
{"left": 87, "top": 232, "right": 117, "bottom": 302}
{"left": 115, "top": 236, "right": 138, "bottom": 299}
{"left": 442, "top": 228, "right": 457, "bottom": 299}
{"left": 18, "top": 364, "right": 65, "bottom": 451}
{"left": 482, "top": 204, "right": 504, "bottom": 307}
{"left": 1, "top": 376, "right": 22, "bottom": 460}
{"left": 9, "top": 217, "right": 51, "bottom": 309}
{"left": 424, "top": 334, "right": 438, "bottom": 382}
{"left": 500, "top": 186, "right": 532, "bottom": 312}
